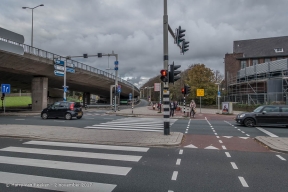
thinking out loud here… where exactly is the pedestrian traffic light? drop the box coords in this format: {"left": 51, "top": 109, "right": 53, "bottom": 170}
{"left": 169, "top": 62, "right": 181, "bottom": 84}
{"left": 184, "top": 85, "right": 191, "bottom": 95}
{"left": 175, "top": 26, "right": 186, "bottom": 46}
{"left": 181, "top": 40, "right": 189, "bottom": 54}
{"left": 181, "top": 87, "right": 185, "bottom": 95}
{"left": 160, "top": 69, "right": 168, "bottom": 82}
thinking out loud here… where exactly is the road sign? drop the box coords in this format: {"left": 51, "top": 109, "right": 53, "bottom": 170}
{"left": 114, "top": 66, "right": 118, "bottom": 70}
{"left": 0, "top": 27, "right": 24, "bottom": 43}
{"left": 54, "top": 64, "right": 64, "bottom": 71}
{"left": 54, "top": 70, "right": 64, "bottom": 77}
{"left": 154, "top": 83, "right": 160, "bottom": 92}
{"left": 54, "top": 60, "right": 65, "bottom": 65}
{"left": 117, "top": 85, "right": 121, "bottom": 93}
{"left": 218, "top": 91, "right": 221, "bottom": 97}
{"left": 1, "top": 84, "right": 10, "bottom": 94}
{"left": 197, "top": 89, "right": 204, "bottom": 97}
{"left": 114, "top": 61, "right": 119, "bottom": 65}
{"left": 64, "top": 87, "right": 68, "bottom": 93}
{"left": 66, "top": 67, "right": 75, "bottom": 73}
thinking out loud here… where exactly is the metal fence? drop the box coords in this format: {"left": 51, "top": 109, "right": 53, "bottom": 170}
{"left": 0, "top": 37, "right": 139, "bottom": 92}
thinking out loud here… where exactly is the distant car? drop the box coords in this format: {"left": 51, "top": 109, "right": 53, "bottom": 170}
{"left": 235, "top": 105, "right": 288, "bottom": 127}
{"left": 41, "top": 101, "right": 83, "bottom": 120}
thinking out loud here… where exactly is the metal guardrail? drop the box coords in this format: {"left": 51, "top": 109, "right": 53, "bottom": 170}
{"left": 0, "top": 37, "right": 139, "bottom": 92}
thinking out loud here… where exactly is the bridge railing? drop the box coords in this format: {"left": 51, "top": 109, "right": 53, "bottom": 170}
{"left": 0, "top": 37, "right": 139, "bottom": 92}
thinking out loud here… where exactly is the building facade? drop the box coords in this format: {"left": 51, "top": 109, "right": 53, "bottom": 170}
{"left": 225, "top": 36, "right": 288, "bottom": 105}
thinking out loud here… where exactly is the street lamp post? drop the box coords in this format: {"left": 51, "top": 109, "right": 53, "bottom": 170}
{"left": 22, "top": 4, "right": 44, "bottom": 47}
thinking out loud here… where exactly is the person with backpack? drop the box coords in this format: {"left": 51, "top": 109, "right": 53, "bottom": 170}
{"left": 190, "top": 100, "right": 196, "bottom": 118}
{"left": 170, "top": 101, "right": 175, "bottom": 117}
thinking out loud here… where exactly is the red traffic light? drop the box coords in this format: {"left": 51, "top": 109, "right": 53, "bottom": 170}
{"left": 160, "top": 70, "right": 167, "bottom": 76}
{"left": 181, "top": 88, "right": 185, "bottom": 94}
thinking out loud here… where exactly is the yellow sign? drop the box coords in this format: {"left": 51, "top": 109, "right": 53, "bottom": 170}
{"left": 197, "top": 89, "right": 204, "bottom": 97}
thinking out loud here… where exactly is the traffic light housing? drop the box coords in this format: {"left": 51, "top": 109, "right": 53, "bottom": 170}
{"left": 160, "top": 69, "right": 168, "bottom": 82}
{"left": 169, "top": 62, "right": 181, "bottom": 84}
{"left": 184, "top": 85, "right": 191, "bottom": 95}
{"left": 182, "top": 40, "right": 189, "bottom": 54}
{"left": 176, "top": 26, "right": 186, "bottom": 46}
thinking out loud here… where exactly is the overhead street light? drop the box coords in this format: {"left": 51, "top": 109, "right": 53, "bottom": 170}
{"left": 22, "top": 4, "right": 44, "bottom": 47}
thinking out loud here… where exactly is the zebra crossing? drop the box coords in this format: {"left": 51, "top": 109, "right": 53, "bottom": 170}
{"left": 0, "top": 140, "right": 149, "bottom": 192}
{"left": 84, "top": 117, "right": 178, "bottom": 132}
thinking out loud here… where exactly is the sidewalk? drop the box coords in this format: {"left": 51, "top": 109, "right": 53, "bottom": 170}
{"left": 255, "top": 136, "right": 288, "bottom": 153}
{"left": 0, "top": 124, "right": 183, "bottom": 147}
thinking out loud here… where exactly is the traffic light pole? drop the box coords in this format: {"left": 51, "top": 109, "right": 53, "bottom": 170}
{"left": 163, "top": 0, "right": 170, "bottom": 135}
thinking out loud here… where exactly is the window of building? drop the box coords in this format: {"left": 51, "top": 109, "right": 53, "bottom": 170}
{"left": 240, "top": 60, "right": 246, "bottom": 69}
{"left": 252, "top": 59, "right": 258, "bottom": 66}
{"left": 274, "top": 48, "right": 284, "bottom": 53}
{"left": 277, "top": 57, "right": 284, "bottom": 60}
{"left": 264, "top": 58, "right": 271, "bottom": 62}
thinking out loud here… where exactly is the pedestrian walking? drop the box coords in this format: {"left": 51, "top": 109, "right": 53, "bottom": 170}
{"left": 170, "top": 101, "right": 175, "bottom": 117}
{"left": 190, "top": 100, "right": 196, "bottom": 118}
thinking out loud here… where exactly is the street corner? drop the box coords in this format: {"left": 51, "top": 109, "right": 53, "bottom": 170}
{"left": 254, "top": 136, "right": 288, "bottom": 153}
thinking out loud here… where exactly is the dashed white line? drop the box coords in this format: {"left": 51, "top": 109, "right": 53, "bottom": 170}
{"left": 222, "top": 145, "right": 227, "bottom": 150}
{"left": 276, "top": 155, "right": 286, "bottom": 161}
{"left": 256, "top": 127, "right": 278, "bottom": 137}
{"left": 179, "top": 149, "right": 183, "bottom": 155}
{"left": 168, "top": 190, "right": 174, "bottom": 192}
{"left": 219, "top": 140, "right": 223, "bottom": 143}
{"left": 225, "top": 152, "right": 231, "bottom": 157}
{"left": 246, "top": 134, "right": 250, "bottom": 137}
{"left": 15, "top": 119, "right": 25, "bottom": 120}
{"left": 241, "top": 131, "right": 245, "bottom": 133}
{"left": 214, "top": 133, "right": 218, "bottom": 135}
{"left": 238, "top": 129, "right": 241, "bottom": 131}
{"left": 231, "top": 162, "right": 238, "bottom": 169}
{"left": 171, "top": 171, "right": 178, "bottom": 180}
{"left": 238, "top": 176, "right": 249, "bottom": 187}
{"left": 176, "top": 159, "right": 181, "bottom": 165}
{"left": 185, "top": 131, "right": 188, "bottom": 133}
{"left": 234, "top": 127, "right": 237, "bottom": 128}
{"left": 213, "top": 130, "right": 216, "bottom": 132}
{"left": 216, "top": 136, "right": 220, "bottom": 138}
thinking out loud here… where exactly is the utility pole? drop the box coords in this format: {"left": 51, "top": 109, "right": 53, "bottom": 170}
{"left": 163, "top": 0, "right": 170, "bottom": 135}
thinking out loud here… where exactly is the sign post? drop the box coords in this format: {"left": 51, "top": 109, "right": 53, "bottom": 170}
{"left": 1, "top": 84, "right": 11, "bottom": 114}
{"left": 197, "top": 89, "right": 204, "bottom": 113}
{"left": 154, "top": 83, "right": 161, "bottom": 112}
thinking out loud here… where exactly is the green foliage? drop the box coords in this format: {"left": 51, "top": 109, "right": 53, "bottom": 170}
{"left": 186, "top": 64, "right": 218, "bottom": 105}
{"left": 2, "top": 96, "right": 32, "bottom": 107}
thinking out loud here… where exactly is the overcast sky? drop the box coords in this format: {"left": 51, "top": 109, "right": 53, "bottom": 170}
{"left": 1, "top": 0, "right": 288, "bottom": 87}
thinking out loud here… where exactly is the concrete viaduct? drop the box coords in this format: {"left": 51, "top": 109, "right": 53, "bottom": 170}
{"left": 0, "top": 39, "right": 139, "bottom": 111}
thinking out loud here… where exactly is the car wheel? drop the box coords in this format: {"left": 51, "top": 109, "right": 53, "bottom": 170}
{"left": 77, "top": 116, "right": 82, "bottom": 119}
{"left": 244, "top": 118, "right": 255, "bottom": 127}
{"left": 41, "top": 113, "right": 48, "bottom": 119}
{"left": 65, "top": 113, "right": 72, "bottom": 120}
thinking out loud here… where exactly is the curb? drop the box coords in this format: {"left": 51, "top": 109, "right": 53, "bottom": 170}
{"left": 255, "top": 136, "right": 288, "bottom": 153}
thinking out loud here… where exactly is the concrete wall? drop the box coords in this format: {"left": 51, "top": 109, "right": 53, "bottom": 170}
{"left": 31, "top": 77, "right": 48, "bottom": 111}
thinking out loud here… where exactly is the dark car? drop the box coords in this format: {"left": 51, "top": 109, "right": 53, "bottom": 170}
{"left": 41, "top": 101, "right": 83, "bottom": 120}
{"left": 235, "top": 105, "right": 288, "bottom": 127}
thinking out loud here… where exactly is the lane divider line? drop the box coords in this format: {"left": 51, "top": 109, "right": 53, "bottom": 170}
{"left": 219, "top": 140, "right": 223, "bottom": 143}
{"left": 225, "top": 152, "right": 231, "bottom": 157}
{"left": 246, "top": 134, "right": 250, "bottom": 137}
{"left": 179, "top": 149, "right": 183, "bottom": 155}
{"left": 222, "top": 145, "right": 227, "bottom": 150}
{"left": 171, "top": 171, "right": 178, "bottom": 180}
{"left": 238, "top": 176, "right": 249, "bottom": 187}
{"left": 276, "top": 155, "right": 286, "bottom": 161}
{"left": 216, "top": 136, "right": 220, "bottom": 138}
{"left": 231, "top": 162, "right": 238, "bottom": 169}
{"left": 176, "top": 159, "right": 181, "bottom": 165}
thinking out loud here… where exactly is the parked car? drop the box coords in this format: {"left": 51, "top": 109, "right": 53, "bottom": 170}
{"left": 235, "top": 105, "right": 288, "bottom": 127}
{"left": 41, "top": 101, "right": 83, "bottom": 120}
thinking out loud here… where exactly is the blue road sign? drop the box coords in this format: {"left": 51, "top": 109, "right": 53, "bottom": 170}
{"left": 54, "top": 64, "right": 64, "bottom": 71}
{"left": 66, "top": 67, "right": 75, "bottom": 73}
{"left": 114, "top": 67, "right": 118, "bottom": 70}
{"left": 64, "top": 87, "right": 68, "bottom": 93}
{"left": 114, "top": 61, "right": 119, "bottom": 65}
{"left": 54, "top": 70, "right": 64, "bottom": 77}
{"left": 1, "top": 84, "right": 10, "bottom": 94}
{"left": 117, "top": 85, "right": 121, "bottom": 93}
{"left": 218, "top": 91, "right": 221, "bottom": 97}
{"left": 54, "top": 60, "right": 65, "bottom": 65}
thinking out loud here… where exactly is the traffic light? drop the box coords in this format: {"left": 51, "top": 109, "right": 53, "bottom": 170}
{"left": 160, "top": 69, "right": 168, "bottom": 82}
{"left": 184, "top": 85, "right": 191, "bottom": 95}
{"left": 83, "top": 54, "right": 88, "bottom": 58}
{"left": 181, "top": 40, "right": 189, "bottom": 54}
{"left": 169, "top": 62, "right": 181, "bottom": 84}
{"left": 181, "top": 87, "right": 185, "bottom": 95}
{"left": 175, "top": 26, "right": 186, "bottom": 46}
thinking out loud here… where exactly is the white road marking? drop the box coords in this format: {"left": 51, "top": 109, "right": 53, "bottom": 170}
{"left": 176, "top": 159, "right": 181, "bottom": 165}
{"left": 0, "top": 147, "right": 142, "bottom": 162}
{"left": 0, "top": 172, "right": 116, "bottom": 192}
{"left": 24, "top": 141, "right": 149, "bottom": 152}
{"left": 246, "top": 134, "right": 250, "bottom": 136}
{"left": 171, "top": 171, "right": 178, "bottom": 180}
{"left": 219, "top": 140, "right": 223, "bottom": 143}
{"left": 222, "top": 145, "right": 227, "bottom": 150}
{"left": 222, "top": 136, "right": 233, "bottom": 138}
{"left": 239, "top": 137, "right": 249, "bottom": 139}
{"left": 210, "top": 126, "right": 213, "bottom": 127}
{"left": 276, "top": 155, "right": 286, "bottom": 161}
{"left": 225, "top": 152, "right": 231, "bottom": 157}
{"left": 179, "top": 149, "right": 183, "bottom": 154}
{"left": 231, "top": 162, "right": 238, "bottom": 169}
{"left": 0, "top": 156, "right": 131, "bottom": 175}
{"left": 256, "top": 127, "right": 278, "bottom": 137}
{"left": 213, "top": 130, "right": 216, "bottom": 132}
{"left": 214, "top": 133, "right": 218, "bottom": 135}
{"left": 241, "top": 131, "right": 245, "bottom": 133}
{"left": 216, "top": 136, "right": 220, "bottom": 138}
{"left": 85, "top": 126, "right": 162, "bottom": 132}
{"left": 238, "top": 176, "right": 249, "bottom": 187}
{"left": 204, "top": 146, "right": 218, "bottom": 150}
{"left": 168, "top": 190, "right": 174, "bottom": 192}
{"left": 185, "top": 131, "right": 188, "bottom": 133}
{"left": 211, "top": 128, "right": 214, "bottom": 130}
{"left": 184, "top": 144, "right": 198, "bottom": 148}
{"left": 238, "top": 129, "right": 241, "bottom": 131}
{"left": 15, "top": 119, "right": 25, "bottom": 120}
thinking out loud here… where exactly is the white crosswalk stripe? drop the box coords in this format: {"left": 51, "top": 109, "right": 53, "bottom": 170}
{"left": 84, "top": 117, "right": 178, "bottom": 132}
{"left": 0, "top": 140, "right": 149, "bottom": 192}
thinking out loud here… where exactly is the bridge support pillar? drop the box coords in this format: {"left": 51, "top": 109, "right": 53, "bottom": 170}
{"left": 83, "top": 92, "right": 90, "bottom": 106}
{"left": 31, "top": 77, "right": 48, "bottom": 111}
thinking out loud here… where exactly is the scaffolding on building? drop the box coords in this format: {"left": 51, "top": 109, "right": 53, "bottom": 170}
{"left": 226, "top": 59, "right": 288, "bottom": 105}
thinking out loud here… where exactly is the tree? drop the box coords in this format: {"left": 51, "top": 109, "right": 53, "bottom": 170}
{"left": 186, "top": 64, "right": 218, "bottom": 105}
